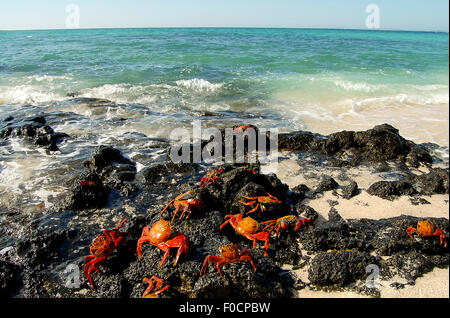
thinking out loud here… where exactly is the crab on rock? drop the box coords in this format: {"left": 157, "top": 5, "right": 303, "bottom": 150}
{"left": 260, "top": 215, "right": 313, "bottom": 239}
{"left": 142, "top": 276, "right": 170, "bottom": 298}
{"left": 160, "top": 190, "right": 205, "bottom": 222}
{"left": 84, "top": 218, "right": 128, "bottom": 291}
{"left": 220, "top": 214, "right": 270, "bottom": 256}
{"left": 200, "top": 169, "right": 224, "bottom": 188}
{"left": 137, "top": 219, "right": 189, "bottom": 266}
{"left": 200, "top": 243, "right": 257, "bottom": 279}
{"left": 407, "top": 220, "right": 447, "bottom": 247}
{"left": 239, "top": 193, "right": 281, "bottom": 217}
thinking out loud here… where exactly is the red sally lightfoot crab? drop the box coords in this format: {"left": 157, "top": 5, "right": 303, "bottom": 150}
{"left": 160, "top": 190, "right": 205, "bottom": 222}
{"left": 142, "top": 276, "right": 170, "bottom": 298}
{"left": 137, "top": 219, "right": 189, "bottom": 267}
{"left": 84, "top": 218, "right": 128, "bottom": 291}
{"left": 407, "top": 220, "right": 447, "bottom": 247}
{"left": 260, "top": 215, "right": 313, "bottom": 239}
{"left": 200, "top": 169, "right": 224, "bottom": 188}
{"left": 200, "top": 243, "right": 257, "bottom": 279}
{"left": 239, "top": 193, "right": 281, "bottom": 217}
{"left": 220, "top": 214, "right": 270, "bottom": 256}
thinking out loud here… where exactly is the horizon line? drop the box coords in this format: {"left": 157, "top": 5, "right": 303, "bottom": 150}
{"left": 0, "top": 26, "right": 449, "bottom": 33}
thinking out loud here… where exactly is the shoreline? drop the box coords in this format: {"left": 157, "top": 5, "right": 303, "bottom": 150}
{"left": 0, "top": 117, "right": 449, "bottom": 299}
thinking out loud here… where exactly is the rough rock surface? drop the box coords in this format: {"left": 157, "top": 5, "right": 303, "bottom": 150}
{"left": 0, "top": 116, "right": 68, "bottom": 151}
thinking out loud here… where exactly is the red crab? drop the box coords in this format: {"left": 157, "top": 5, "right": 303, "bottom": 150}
{"left": 80, "top": 178, "right": 100, "bottom": 187}
{"left": 260, "top": 215, "right": 313, "bottom": 239}
{"left": 232, "top": 125, "right": 257, "bottom": 133}
{"left": 220, "top": 214, "right": 270, "bottom": 256}
{"left": 200, "top": 243, "right": 257, "bottom": 279}
{"left": 407, "top": 220, "right": 447, "bottom": 247}
{"left": 239, "top": 193, "right": 281, "bottom": 217}
{"left": 137, "top": 219, "right": 189, "bottom": 267}
{"left": 160, "top": 190, "right": 205, "bottom": 222}
{"left": 84, "top": 218, "right": 128, "bottom": 291}
{"left": 142, "top": 276, "right": 170, "bottom": 298}
{"left": 200, "top": 169, "right": 224, "bottom": 188}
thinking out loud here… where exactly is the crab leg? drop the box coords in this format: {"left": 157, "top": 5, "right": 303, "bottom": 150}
{"left": 84, "top": 256, "right": 107, "bottom": 291}
{"left": 406, "top": 227, "right": 417, "bottom": 239}
{"left": 142, "top": 276, "right": 170, "bottom": 298}
{"left": 433, "top": 229, "right": 447, "bottom": 247}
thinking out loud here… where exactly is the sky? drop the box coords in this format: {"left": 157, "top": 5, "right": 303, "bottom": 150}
{"left": 0, "top": 0, "right": 448, "bottom": 32}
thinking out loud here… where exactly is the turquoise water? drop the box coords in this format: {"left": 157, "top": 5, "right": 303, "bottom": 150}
{"left": 0, "top": 28, "right": 448, "bottom": 212}
{"left": 1, "top": 28, "right": 448, "bottom": 131}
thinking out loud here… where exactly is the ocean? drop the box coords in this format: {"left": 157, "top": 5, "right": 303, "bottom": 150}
{"left": 0, "top": 28, "right": 449, "bottom": 229}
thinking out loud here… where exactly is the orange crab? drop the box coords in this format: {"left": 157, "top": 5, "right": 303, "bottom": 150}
{"left": 84, "top": 218, "right": 128, "bottom": 291}
{"left": 232, "top": 125, "right": 257, "bottom": 133}
{"left": 137, "top": 219, "right": 189, "bottom": 266}
{"left": 160, "top": 190, "right": 205, "bottom": 222}
{"left": 200, "top": 169, "right": 224, "bottom": 188}
{"left": 80, "top": 178, "right": 100, "bottom": 187}
{"left": 239, "top": 193, "right": 281, "bottom": 217}
{"left": 220, "top": 214, "right": 270, "bottom": 256}
{"left": 200, "top": 243, "right": 257, "bottom": 279}
{"left": 260, "top": 215, "right": 313, "bottom": 239}
{"left": 142, "top": 276, "right": 170, "bottom": 298}
{"left": 407, "top": 220, "right": 447, "bottom": 247}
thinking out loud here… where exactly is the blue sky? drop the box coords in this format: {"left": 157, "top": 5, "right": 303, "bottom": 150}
{"left": 0, "top": 0, "right": 448, "bottom": 31}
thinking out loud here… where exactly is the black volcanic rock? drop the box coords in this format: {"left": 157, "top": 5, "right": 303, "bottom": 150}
{"left": 0, "top": 115, "right": 68, "bottom": 151}
{"left": 278, "top": 124, "right": 433, "bottom": 166}
{"left": 367, "top": 168, "right": 449, "bottom": 200}
{"left": 308, "top": 250, "right": 379, "bottom": 287}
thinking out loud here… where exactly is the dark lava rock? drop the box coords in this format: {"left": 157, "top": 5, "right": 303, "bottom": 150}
{"left": 295, "top": 204, "right": 319, "bottom": 222}
{"left": 315, "top": 176, "right": 339, "bottom": 192}
{"left": 200, "top": 166, "right": 289, "bottom": 220}
{"left": 13, "top": 228, "right": 77, "bottom": 268}
{"left": 409, "top": 168, "right": 449, "bottom": 195}
{"left": 65, "top": 146, "right": 139, "bottom": 211}
{"left": 0, "top": 261, "right": 21, "bottom": 297}
{"left": 341, "top": 181, "right": 359, "bottom": 199}
{"left": 0, "top": 115, "right": 68, "bottom": 151}
{"left": 367, "top": 168, "right": 449, "bottom": 200}
{"left": 278, "top": 124, "right": 433, "bottom": 166}
{"left": 367, "top": 181, "right": 417, "bottom": 201}
{"left": 64, "top": 174, "right": 110, "bottom": 211}
{"left": 308, "top": 250, "right": 379, "bottom": 287}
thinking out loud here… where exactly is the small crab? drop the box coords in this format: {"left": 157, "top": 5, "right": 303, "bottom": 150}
{"left": 137, "top": 219, "right": 189, "bottom": 266}
{"left": 200, "top": 169, "right": 224, "bottom": 188}
{"left": 220, "top": 214, "right": 270, "bottom": 256}
{"left": 142, "top": 276, "right": 170, "bottom": 298}
{"left": 200, "top": 243, "right": 257, "bottom": 279}
{"left": 232, "top": 125, "right": 257, "bottom": 133}
{"left": 407, "top": 220, "right": 447, "bottom": 247}
{"left": 84, "top": 218, "right": 128, "bottom": 291}
{"left": 160, "top": 190, "right": 205, "bottom": 222}
{"left": 239, "top": 193, "right": 281, "bottom": 217}
{"left": 80, "top": 178, "right": 101, "bottom": 187}
{"left": 260, "top": 215, "right": 313, "bottom": 239}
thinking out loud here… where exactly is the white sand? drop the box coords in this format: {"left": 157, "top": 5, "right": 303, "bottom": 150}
{"left": 272, "top": 156, "right": 449, "bottom": 298}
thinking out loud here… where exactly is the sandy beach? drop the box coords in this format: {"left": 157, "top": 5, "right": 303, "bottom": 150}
{"left": 274, "top": 155, "right": 449, "bottom": 298}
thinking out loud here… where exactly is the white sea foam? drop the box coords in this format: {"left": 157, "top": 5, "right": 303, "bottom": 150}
{"left": 176, "top": 78, "right": 223, "bottom": 92}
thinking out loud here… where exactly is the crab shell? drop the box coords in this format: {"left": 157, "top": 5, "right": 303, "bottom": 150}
{"left": 148, "top": 220, "right": 172, "bottom": 245}
{"left": 417, "top": 220, "right": 437, "bottom": 236}
{"left": 219, "top": 243, "right": 240, "bottom": 259}
{"left": 235, "top": 216, "right": 259, "bottom": 234}
{"left": 90, "top": 234, "right": 116, "bottom": 258}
